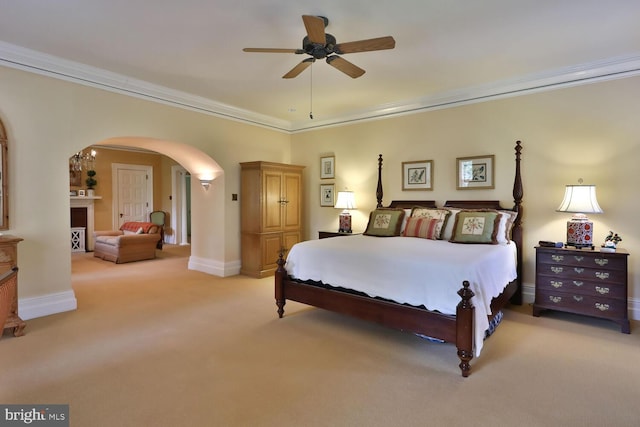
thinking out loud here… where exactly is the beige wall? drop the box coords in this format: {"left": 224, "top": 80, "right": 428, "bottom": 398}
{"left": 0, "top": 66, "right": 290, "bottom": 307}
{"left": 291, "top": 75, "right": 640, "bottom": 310}
{"left": 2, "top": 63, "right": 639, "bottom": 320}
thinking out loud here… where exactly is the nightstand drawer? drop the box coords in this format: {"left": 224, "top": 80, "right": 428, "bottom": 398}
{"left": 536, "top": 275, "right": 626, "bottom": 299}
{"left": 537, "top": 251, "right": 626, "bottom": 271}
{"left": 536, "top": 264, "right": 626, "bottom": 284}
{"left": 535, "top": 289, "right": 627, "bottom": 320}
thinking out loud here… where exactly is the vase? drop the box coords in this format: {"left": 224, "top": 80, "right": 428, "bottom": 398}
{"left": 87, "top": 189, "right": 95, "bottom": 197}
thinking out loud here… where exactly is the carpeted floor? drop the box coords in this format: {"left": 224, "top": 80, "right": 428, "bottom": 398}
{"left": 1, "top": 245, "right": 638, "bottom": 426}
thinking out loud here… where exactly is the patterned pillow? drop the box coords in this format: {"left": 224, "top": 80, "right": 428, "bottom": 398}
{"left": 449, "top": 210, "right": 500, "bottom": 244}
{"left": 363, "top": 208, "right": 406, "bottom": 237}
{"left": 402, "top": 217, "right": 440, "bottom": 240}
{"left": 410, "top": 208, "right": 451, "bottom": 240}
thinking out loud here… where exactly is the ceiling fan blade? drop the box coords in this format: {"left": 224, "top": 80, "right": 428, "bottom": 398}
{"left": 243, "top": 48, "right": 303, "bottom": 54}
{"left": 326, "top": 56, "right": 365, "bottom": 78}
{"left": 302, "top": 15, "right": 326, "bottom": 44}
{"left": 334, "top": 36, "right": 396, "bottom": 54}
{"left": 283, "top": 58, "right": 315, "bottom": 79}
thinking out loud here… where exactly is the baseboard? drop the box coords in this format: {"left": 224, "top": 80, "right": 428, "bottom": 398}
{"left": 18, "top": 290, "right": 77, "bottom": 320}
{"left": 188, "top": 256, "right": 241, "bottom": 277}
{"left": 521, "top": 281, "right": 639, "bottom": 321}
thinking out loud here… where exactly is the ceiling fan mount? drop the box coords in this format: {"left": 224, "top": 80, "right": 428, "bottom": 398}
{"left": 243, "top": 15, "right": 395, "bottom": 79}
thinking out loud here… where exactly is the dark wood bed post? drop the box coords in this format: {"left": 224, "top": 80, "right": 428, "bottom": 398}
{"left": 376, "top": 154, "right": 383, "bottom": 208}
{"left": 456, "top": 281, "right": 475, "bottom": 378}
{"left": 275, "top": 252, "right": 286, "bottom": 318}
{"left": 511, "top": 141, "right": 524, "bottom": 305}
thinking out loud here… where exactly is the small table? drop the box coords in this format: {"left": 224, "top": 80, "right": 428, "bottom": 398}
{"left": 318, "top": 231, "right": 360, "bottom": 239}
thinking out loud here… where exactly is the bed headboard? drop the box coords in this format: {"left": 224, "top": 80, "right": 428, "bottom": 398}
{"left": 388, "top": 200, "right": 437, "bottom": 209}
{"left": 376, "top": 141, "right": 524, "bottom": 304}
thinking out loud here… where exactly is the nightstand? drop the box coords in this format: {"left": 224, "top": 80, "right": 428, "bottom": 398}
{"left": 318, "top": 231, "right": 360, "bottom": 239}
{"left": 533, "top": 246, "right": 630, "bottom": 333}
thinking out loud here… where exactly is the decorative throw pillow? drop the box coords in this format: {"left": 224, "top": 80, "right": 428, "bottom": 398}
{"left": 440, "top": 208, "right": 461, "bottom": 241}
{"left": 136, "top": 227, "right": 144, "bottom": 234}
{"left": 449, "top": 210, "right": 500, "bottom": 244}
{"left": 402, "top": 217, "right": 440, "bottom": 240}
{"left": 410, "top": 207, "right": 451, "bottom": 239}
{"left": 399, "top": 208, "right": 413, "bottom": 234}
{"left": 496, "top": 210, "right": 518, "bottom": 244}
{"left": 363, "top": 208, "right": 406, "bottom": 237}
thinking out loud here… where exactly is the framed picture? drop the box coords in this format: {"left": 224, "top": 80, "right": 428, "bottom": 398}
{"left": 69, "top": 190, "right": 78, "bottom": 196}
{"left": 402, "top": 160, "right": 433, "bottom": 191}
{"left": 320, "top": 156, "right": 335, "bottom": 179}
{"left": 456, "top": 155, "right": 495, "bottom": 190}
{"left": 320, "top": 183, "right": 335, "bottom": 207}
{"left": 78, "top": 189, "right": 86, "bottom": 197}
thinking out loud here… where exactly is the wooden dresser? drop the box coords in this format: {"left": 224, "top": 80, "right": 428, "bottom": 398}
{"left": 0, "top": 235, "right": 25, "bottom": 337}
{"left": 240, "top": 162, "right": 305, "bottom": 278}
{"left": 533, "top": 246, "right": 629, "bottom": 333}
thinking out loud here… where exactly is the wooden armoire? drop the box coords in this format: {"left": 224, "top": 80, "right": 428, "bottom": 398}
{"left": 240, "top": 161, "right": 305, "bottom": 278}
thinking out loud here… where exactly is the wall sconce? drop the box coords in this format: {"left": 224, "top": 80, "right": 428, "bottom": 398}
{"left": 556, "top": 179, "right": 603, "bottom": 248}
{"left": 334, "top": 191, "right": 357, "bottom": 233}
{"left": 200, "top": 179, "right": 212, "bottom": 191}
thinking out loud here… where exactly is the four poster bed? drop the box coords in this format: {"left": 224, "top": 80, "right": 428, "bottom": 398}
{"left": 275, "top": 141, "right": 523, "bottom": 377}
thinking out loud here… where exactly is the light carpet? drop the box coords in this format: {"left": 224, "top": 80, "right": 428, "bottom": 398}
{"left": 1, "top": 245, "right": 638, "bottom": 426}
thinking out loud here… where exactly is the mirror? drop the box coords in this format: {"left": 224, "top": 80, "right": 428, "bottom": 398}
{"left": 0, "top": 117, "right": 8, "bottom": 230}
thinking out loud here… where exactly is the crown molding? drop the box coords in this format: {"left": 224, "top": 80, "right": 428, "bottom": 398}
{"left": 290, "top": 54, "right": 640, "bottom": 132}
{"left": 0, "top": 41, "right": 292, "bottom": 132}
{"left": 2, "top": 41, "right": 640, "bottom": 134}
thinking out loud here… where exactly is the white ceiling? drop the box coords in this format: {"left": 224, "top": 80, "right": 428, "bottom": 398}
{"left": 1, "top": 0, "right": 640, "bottom": 132}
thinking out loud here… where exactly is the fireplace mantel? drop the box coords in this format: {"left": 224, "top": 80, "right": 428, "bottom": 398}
{"left": 70, "top": 196, "right": 102, "bottom": 251}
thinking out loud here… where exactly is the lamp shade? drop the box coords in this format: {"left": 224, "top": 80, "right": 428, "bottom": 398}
{"left": 556, "top": 185, "right": 603, "bottom": 214}
{"left": 334, "top": 191, "right": 357, "bottom": 210}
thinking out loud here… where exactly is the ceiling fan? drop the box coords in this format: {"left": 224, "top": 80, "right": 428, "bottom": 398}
{"left": 243, "top": 15, "right": 395, "bottom": 79}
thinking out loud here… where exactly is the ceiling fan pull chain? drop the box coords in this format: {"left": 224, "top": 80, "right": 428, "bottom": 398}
{"left": 309, "top": 62, "right": 314, "bottom": 119}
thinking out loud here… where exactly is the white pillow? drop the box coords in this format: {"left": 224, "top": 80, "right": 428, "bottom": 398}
{"left": 136, "top": 227, "right": 144, "bottom": 234}
{"left": 399, "top": 209, "right": 412, "bottom": 234}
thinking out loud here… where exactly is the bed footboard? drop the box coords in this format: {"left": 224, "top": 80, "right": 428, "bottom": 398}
{"left": 276, "top": 251, "right": 477, "bottom": 377}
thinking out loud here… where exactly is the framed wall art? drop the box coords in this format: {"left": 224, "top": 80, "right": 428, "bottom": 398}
{"left": 402, "top": 160, "right": 433, "bottom": 191}
{"left": 320, "top": 156, "right": 335, "bottom": 179}
{"left": 456, "top": 155, "right": 495, "bottom": 190}
{"left": 320, "top": 183, "right": 335, "bottom": 207}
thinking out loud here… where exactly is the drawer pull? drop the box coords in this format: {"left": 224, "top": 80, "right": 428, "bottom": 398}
{"left": 572, "top": 281, "right": 584, "bottom": 287}
{"left": 551, "top": 255, "right": 564, "bottom": 262}
{"left": 595, "top": 303, "right": 610, "bottom": 312}
{"left": 551, "top": 266, "right": 563, "bottom": 274}
{"left": 573, "top": 295, "right": 584, "bottom": 302}
{"left": 595, "top": 272, "right": 609, "bottom": 280}
{"left": 574, "top": 267, "right": 584, "bottom": 274}
{"left": 595, "top": 286, "right": 610, "bottom": 295}
{"left": 594, "top": 258, "right": 609, "bottom": 266}
{"left": 551, "top": 281, "right": 563, "bottom": 288}
{"left": 549, "top": 296, "right": 562, "bottom": 304}
{"left": 573, "top": 256, "right": 584, "bottom": 262}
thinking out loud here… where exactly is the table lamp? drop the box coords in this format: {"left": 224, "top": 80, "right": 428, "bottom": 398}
{"left": 335, "top": 191, "right": 357, "bottom": 233}
{"left": 556, "top": 179, "right": 603, "bottom": 248}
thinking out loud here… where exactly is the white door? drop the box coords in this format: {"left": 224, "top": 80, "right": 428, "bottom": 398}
{"left": 112, "top": 164, "right": 153, "bottom": 228}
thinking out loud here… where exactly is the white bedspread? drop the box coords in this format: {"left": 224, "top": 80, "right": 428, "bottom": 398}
{"left": 285, "top": 235, "right": 517, "bottom": 357}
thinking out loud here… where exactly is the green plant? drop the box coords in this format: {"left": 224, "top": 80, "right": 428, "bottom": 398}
{"left": 85, "top": 169, "right": 97, "bottom": 189}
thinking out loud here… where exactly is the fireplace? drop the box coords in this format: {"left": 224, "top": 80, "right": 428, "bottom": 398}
{"left": 70, "top": 196, "right": 101, "bottom": 251}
